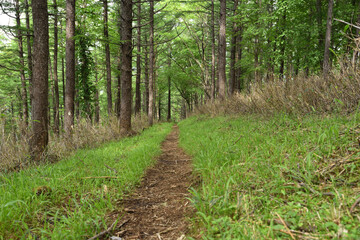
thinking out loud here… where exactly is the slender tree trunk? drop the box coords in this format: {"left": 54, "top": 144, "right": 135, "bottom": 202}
{"left": 158, "top": 92, "right": 161, "bottom": 121}
{"left": 120, "top": 0, "right": 133, "bottom": 135}
{"left": 235, "top": 25, "right": 243, "bottom": 91}
{"left": 279, "top": 8, "right": 286, "bottom": 80}
{"left": 104, "top": 0, "right": 112, "bottom": 116}
{"left": 167, "top": 48, "right": 171, "bottom": 121}
{"left": 316, "top": 0, "right": 324, "bottom": 68}
{"left": 218, "top": 0, "right": 226, "bottom": 100}
{"left": 323, "top": 0, "right": 334, "bottom": 76}
{"left": 211, "top": 0, "right": 216, "bottom": 100}
{"left": 64, "top": 0, "right": 76, "bottom": 135}
{"left": 94, "top": 61, "right": 100, "bottom": 124}
{"left": 116, "top": 55, "right": 121, "bottom": 119}
{"left": 144, "top": 35, "right": 149, "bottom": 114}
{"left": 135, "top": 2, "right": 142, "bottom": 116}
{"left": 62, "top": 56, "right": 65, "bottom": 114}
{"left": 30, "top": 0, "right": 49, "bottom": 161}
{"left": 15, "top": 0, "right": 29, "bottom": 126}
{"left": 148, "top": 0, "right": 154, "bottom": 126}
{"left": 352, "top": 1, "right": 360, "bottom": 67}
{"left": 229, "top": 0, "right": 238, "bottom": 95}
{"left": 53, "top": 0, "right": 60, "bottom": 135}
{"left": 25, "top": 0, "right": 33, "bottom": 111}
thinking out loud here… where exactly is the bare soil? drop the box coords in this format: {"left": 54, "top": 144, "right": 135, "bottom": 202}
{"left": 107, "top": 125, "right": 194, "bottom": 240}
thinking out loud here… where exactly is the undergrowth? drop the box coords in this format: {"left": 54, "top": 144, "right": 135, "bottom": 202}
{"left": 179, "top": 113, "right": 360, "bottom": 239}
{"left": 0, "top": 122, "right": 172, "bottom": 239}
{"left": 0, "top": 115, "right": 149, "bottom": 172}
{"left": 196, "top": 65, "right": 360, "bottom": 116}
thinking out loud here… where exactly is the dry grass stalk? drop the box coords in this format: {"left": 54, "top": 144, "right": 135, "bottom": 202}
{"left": 196, "top": 62, "right": 360, "bottom": 116}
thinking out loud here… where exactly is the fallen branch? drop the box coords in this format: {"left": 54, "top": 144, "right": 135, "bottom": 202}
{"left": 350, "top": 196, "right": 360, "bottom": 213}
{"left": 87, "top": 220, "right": 117, "bottom": 240}
{"left": 81, "top": 176, "right": 121, "bottom": 180}
{"left": 87, "top": 219, "right": 129, "bottom": 240}
{"left": 275, "top": 212, "right": 296, "bottom": 240}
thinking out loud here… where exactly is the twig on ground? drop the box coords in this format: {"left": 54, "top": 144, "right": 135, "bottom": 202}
{"left": 233, "top": 135, "right": 244, "bottom": 145}
{"left": 275, "top": 212, "right": 296, "bottom": 240}
{"left": 104, "top": 164, "right": 118, "bottom": 173}
{"left": 350, "top": 196, "right": 360, "bottom": 213}
{"left": 88, "top": 219, "right": 129, "bottom": 240}
{"left": 87, "top": 220, "right": 117, "bottom": 240}
{"left": 81, "top": 176, "right": 121, "bottom": 179}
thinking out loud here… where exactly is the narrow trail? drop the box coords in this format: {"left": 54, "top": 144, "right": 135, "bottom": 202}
{"left": 110, "top": 125, "right": 194, "bottom": 240}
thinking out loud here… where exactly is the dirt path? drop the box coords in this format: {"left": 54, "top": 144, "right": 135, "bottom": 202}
{"left": 109, "top": 125, "right": 194, "bottom": 240}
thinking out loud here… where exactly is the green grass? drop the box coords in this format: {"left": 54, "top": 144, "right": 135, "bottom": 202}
{"left": 0, "top": 122, "right": 173, "bottom": 239}
{"left": 179, "top": 113, "right": 360, "bottom": 239}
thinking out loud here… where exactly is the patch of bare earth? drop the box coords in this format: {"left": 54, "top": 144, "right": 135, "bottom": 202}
{"left": 106, "top": 125, "right": 194, "bottom": 240}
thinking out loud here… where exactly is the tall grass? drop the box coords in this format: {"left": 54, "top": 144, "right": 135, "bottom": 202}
{"left": 0, "top": 115, "right": 149, "bottom": 172}
{"left": 197, "top": 64, "right": 360, "bottom": 116}
{"left": 0, "top": 122, "right": 173, "bottom": 239}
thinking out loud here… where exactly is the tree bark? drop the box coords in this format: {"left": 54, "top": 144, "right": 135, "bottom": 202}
{"left": 316, "top": 0, "right": 324, "bottom": 68}
{"left": 135, "top": 2, "right": 142, "bottom": 116}
{"left": 115, "top": 55, "right": 121, "bottom": 119}
{"left": 229, "top": 0, "right": 238, "bottom": 95}
{"left": 120, "top": 0, "right": 133, "bottom": 135}
{"left": 167, "top": 48, "right": 171, "bottom": 121}
{"left": 30, "top": 0, "right": 49, "bottom": 161}
{"left": 235, "top": 24, "right": 243, "bottom": 91}
{"left": 323, "top": 0, "right": 334, "bottom": 76}
{"left": 148, "top": 0, "right": 154, "bottom": 126}
{"left": 25, "top": 0, "right": 33, "bottom": 111}
{"left": 352, "top": 1, "right": 360, "bottom": 67}
{"left": 279, "top": 7, "right": 286, "bottom": 80}
{"left": 64, "top": 0, "right": 76, "bottom": 135}
{"left": 218, "top": 0, "right": 226, "bottom": 100}
{"left": 53, "top": 0, "right": 60, "bottom": 135}
{"left": 211, "top": 0, "right": 216, "bottom": 100}
{"left": 15, "top": 0, "right": 29, "bottom": 126}
{"left": 144, "top": 34, "right": 150, "bottom": 114}
{"left": 94, "top": 61, "right": 100, "bottom": 124}
{"left": 104, "top": 0, "right": 112, "bottom": 116}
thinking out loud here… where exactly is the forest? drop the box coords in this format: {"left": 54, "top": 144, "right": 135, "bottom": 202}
{"left": 0, "top": 0, "right": 360, "bottom": 239}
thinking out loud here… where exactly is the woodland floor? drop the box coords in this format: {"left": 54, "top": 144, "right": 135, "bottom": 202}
{"left": 106, "top": 125, "right": 194, "bottom": 240}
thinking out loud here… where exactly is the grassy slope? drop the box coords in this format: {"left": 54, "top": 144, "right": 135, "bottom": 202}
{"left": 179, "top": 114, "right": 360, "bottom": 239}
{"left": 0, "top": 123, "right": 173, "bottom": 239}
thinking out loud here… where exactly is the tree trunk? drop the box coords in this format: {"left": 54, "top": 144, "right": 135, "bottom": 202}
{"left": 352, "top": 1, "right": 360, "bottom": 67}
{"left": 229, "top": 0, "right": 238, "bottom": 95}
{"left": 148, "top": 0, "right": 154, "bottom": 126}
{"left": 15, "top": 0, "right": 29, "bottom": 126}
{"left": 144, "top": 34, "right": 150, "bottom": 114}
{"left": 30, "top": 0, "right": 49, "bottom": 161}
{"left": 120, "top": 0, "right": 133, "bottom": 135}
{"left": 53, "top": 0, "right": 60, "bottom": 135}
{"left": 158, "top": 92, "right": 161, "bottom": 121}
{"left": 134, "top": 2, "right": 142, "bottom": 116}
{"left": 167, "top": 48, "right": 171, "bottom": 121}
{"left": 211, "top": 0, "right": 216, "bottom": 100}
{"left": 218, "top": 0, "right": 226, "bottom": 100}
{"left": 316, "top": 0, "right": 324, "bottom": 68}
{"left": 323, "top": 0, "right": 334, "bottom": 76}
{"left": 64, "top": 0, "right": 76, "bottom": 135}
{"left": 235, "top": 25, "right": 243, "bottom": 91}
{"left": 116, "top": 55, "right": 121, "bottom": 119}
{"left": 94, "top": 62, "right": 100, "bottom": 124}
{"left": 25, "top": 0, "right": 33, "bottom": 111}
{"left": 104, "top": 0, "right": 112, "bottom": 116}
{"left": 279, "top": 8, "right": 286, "bottom": 80}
